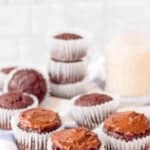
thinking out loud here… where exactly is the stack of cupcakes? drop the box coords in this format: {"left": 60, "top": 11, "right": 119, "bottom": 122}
{"left": 48, "top": 32, "right": 88, "bottom": 98}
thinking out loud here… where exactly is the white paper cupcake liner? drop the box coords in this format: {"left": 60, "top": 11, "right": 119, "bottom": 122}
{"left": 3, "top": 67, "right": 50, "bottom": 102}
{"left": 98, "top": 124, "right": 150, "bottom": 150}
{"left": 70, "top": 93, "right": 119, "bottom": 129}
{"left": 50, "top": 80, "right": 88, "bottom": 98}
{"left": 11, "top": 114, "right": 76, "bottom": 150}
{"left": 48, "top": 59, "right": 87, "bottom": 84}
{"left": 0, "top": 93, "right": 38, "bottom": 130}
{"left": 47, "top": 128, "right": 105, "bottom": 150}
{"left": 48, "top": 35, "right": 88, "bottom": 61}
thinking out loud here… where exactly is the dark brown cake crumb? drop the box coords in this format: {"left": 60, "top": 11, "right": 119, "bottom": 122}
{"left": 7, "top": 69, "right": 47, "bottom": 102}
{"left": 0, "top": 92, "right": 33, "bottom": 109}
{"left": 75, "top": 93, "right": 112, "bottom": 107}
{"left": 54, "top": 33, "right": 83, "bottom": 40}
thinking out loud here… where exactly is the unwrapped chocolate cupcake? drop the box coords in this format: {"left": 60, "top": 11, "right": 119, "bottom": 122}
{"left": 4, "top": 68, "right": 49, "bottom": 103}
{"left": 100, "top": 111, "right": 150, "bottom": 150}
{"left": 0, "top": 66, "right": 16, "bottom": 91}
{"left": 48, "top": 127, "right": 102, "bottom": 150}
{"left": 0, "top": 91, "right": 38, "bottom": 129}
{"left": 48, "top": 33, "right": 88, "bottom": 62}
{"left": 11, "top": 108, "right": 62, "bottom": 150}
{"left": 71, "top": 93, "right": 119, "bottom": 129}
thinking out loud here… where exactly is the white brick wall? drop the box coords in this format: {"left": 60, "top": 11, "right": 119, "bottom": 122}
{"left": 0, "top": 0, "right": 148, "bottom": 69}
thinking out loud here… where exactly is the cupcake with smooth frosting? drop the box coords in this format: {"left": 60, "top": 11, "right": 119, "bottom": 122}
{"left": 11, "top": 108, "right": 69, "bottom": 150}
{"left": 100, "top": 111, "right": 150, "bottom": 150}
{"left": 48, "top": 127, "right": 101, "bottom": 150}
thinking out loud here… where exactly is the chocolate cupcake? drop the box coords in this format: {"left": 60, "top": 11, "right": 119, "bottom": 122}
{"left": 50, "top": 80, "right": 87, "bottom": 98}
{"left": 71, "top": 93, "right": 119, "bottom": 129}
{"left": 4, "top": 68, "right": 49, "bottom": 103}
{"left": 48, "top": 127, "right": 101, "bottom": 150}
{"left": 48, "top": 32, "right": 88, "bottom": 62}
{"left": 49, "top": 59, "right": 87, "bottom": 84}
{"left": 0, "top": 66, "right": 16, "bottom": 91}
{"left": 100, "top": 111, "right": 150, "bottom": 150}
{"left": 0, "top": 91, "right": 38, "bottom": 130}
{"left": 11, "top": 108, "right": 62, "bottom": 150}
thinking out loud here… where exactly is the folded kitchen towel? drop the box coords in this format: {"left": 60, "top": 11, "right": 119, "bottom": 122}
{"left": 0, "top": 130, "right": 18, "bottom": 150}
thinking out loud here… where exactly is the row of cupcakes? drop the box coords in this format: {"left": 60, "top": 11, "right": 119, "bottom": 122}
{"left": 69, "top": 92, "right": 150, "bottom": 150}
{"left": 10, "top": 107, "right": 103, "bottom": 150}
{"left": 0, "top": 71, "right": 150, "bottom": 150}
{"left": 48, "top": 32, "right": 89, "bottom": 98}
{"left": 10, "top": 104, "right": 150, "bottom": 150}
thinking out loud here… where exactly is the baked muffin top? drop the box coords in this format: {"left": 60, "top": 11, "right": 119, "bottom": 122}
{"left": 0, "top": 91, "right": 33, "bottom": 109}
{"left": 7, "top": 69, "right": 47, "bottom": 102}
{"left": 74, "top": 93, "right": 112, "bottom": 107}
{"left": 54, "top": 33, "right": 82, "bottom": 40}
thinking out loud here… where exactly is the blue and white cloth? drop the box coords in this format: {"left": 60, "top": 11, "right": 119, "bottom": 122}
{"left": 0, "top": 130, "right": 18, "bottom": 150}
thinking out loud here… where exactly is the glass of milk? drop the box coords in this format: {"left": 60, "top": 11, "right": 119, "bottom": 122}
{"left": 105, "top": 32, "right": 150, "bottom": 98}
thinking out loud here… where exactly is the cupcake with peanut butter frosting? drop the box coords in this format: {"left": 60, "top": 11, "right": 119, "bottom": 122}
{"left": 11, "top": 107, "right": 76, "bottom": 150}
{"left": 48, "top": 127, "right": 102, "bottom": 150}
{"left": 100, "top": 111, "right": 150, "bottom": 150}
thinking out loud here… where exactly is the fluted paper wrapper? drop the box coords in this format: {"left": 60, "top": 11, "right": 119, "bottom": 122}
{"left": 50, "top": 80, "right": 88, "bottom": 98}
{"left": 11, "top": 114, "right": 77, "bottom": 150}
{"left": 71, "top": 93, "right": 119, "bottom": 129}
{"left": 48, "top": 59, "right": 87, "bottom": 84}
{"left": 98, "top": 124, "right": 150, "bottom": 150}
{"left": 48, "top": 36, "right": 88, "bottom": 61}
{"left": 0, "top": 94, "right": 38, "bottom": 130}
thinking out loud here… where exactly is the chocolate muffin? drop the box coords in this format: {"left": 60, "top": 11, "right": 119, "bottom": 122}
{"left": 18, "top": 108, "right": 61, "bottom": 133}
{"left": 11, "top": 108, "right": 62, "bottom": 150}
{"left": 49, "top": 127, "right": 101, "bottom": 150}
{"left": 75, "top": 93, "right": 112, "bottom": 106}
{"left": 0, "top": 66, "right": 16, "bottom": 91}
{"left": 49, "top": 59, "right": 87, "bottom": 84}
{"left": 101, "top": 111, "right": 150, "bottom": 150}
{"left": 49, "top": 32, "right": 88, "bottom": 62}
{"left": 0, "top": 91, "right": 38, "bottom": 130}
{"left": 71, "top": 93, "right": 119, "bottom": 129}
{"left": 4, "top": 68, "right": 48, "bottom": 103}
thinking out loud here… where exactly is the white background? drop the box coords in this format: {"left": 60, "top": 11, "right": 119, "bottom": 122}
{"left": 0, "top": 0, "right": 149, "bottom": 70}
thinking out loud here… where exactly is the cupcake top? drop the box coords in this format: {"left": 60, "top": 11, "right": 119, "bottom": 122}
{"left": 74, "top": 93, "right": 112, "bottom": 107}
{"left": 0, "top": 67, "right": 16, "bottom": 74}
{"left": 51, "top": 127, "right": 101, "bottom": 150}
{"left": 54, "top": 33, "right": 83, "bottom": 40}
{"left": 0, "top": 92, "right": 33, "bottom": 109}
{"left": 104, "top": 111, "right": 150, "bottom": 141}
{"left": 6, "top": 69, "right": 47, "bottom": 102}
{"left": 18, "top": 108, "right": 61, "bottom": 133}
